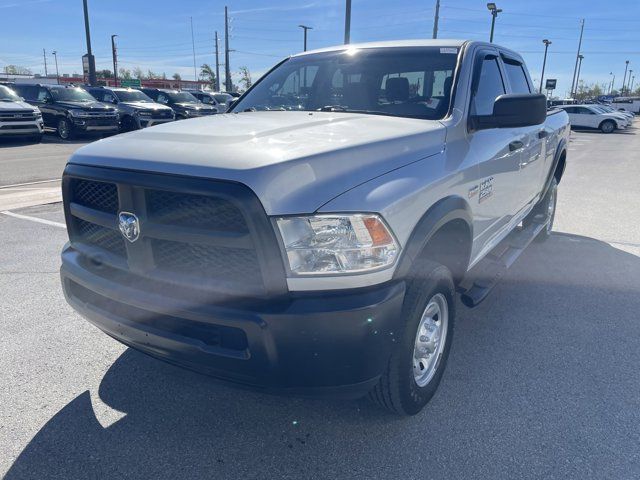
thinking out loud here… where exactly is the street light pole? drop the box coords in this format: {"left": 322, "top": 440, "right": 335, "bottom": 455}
{"left": 111, "top": 35, "right": 118, "bottom": 87}
{"left": 631, "top": 75, "right": 636, "bottom": 94}
{"left": 52, "top": 51, "right": 60, "bottom": 84}
{"left": 609, "top": 73, "right": 615, "bottom": 94}
{"left": 486, "top": 3, "right": 502, "bottom": 43}
{"left": 82, "top": 0, "right": 97, "bottom": 86}
{"left": 344, "top": 0, "right": 352, "bottom": 44}
{"left": 539, "top": 39, "right": 551, "bottom": 94}
{"left": 626, "top": 69, "right": 633, "bottom": 94}
{"left": 215, "top": 31, "right": 220, "bottom": 91}
{"left": 621, "top": 60, "right": 629, "bottom": 95}
{"left": 42, "top": 49, "right": 48, "bottom": 77}
{"left": 298, "top": 25, "right": 312, "bottom": 52}
{"left": 432, "top": 0, "right": 440, "bottom": 39}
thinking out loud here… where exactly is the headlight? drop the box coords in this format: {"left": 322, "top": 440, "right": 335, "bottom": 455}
{"left": 276, "top": 214, "right": 399, "bottom": 275}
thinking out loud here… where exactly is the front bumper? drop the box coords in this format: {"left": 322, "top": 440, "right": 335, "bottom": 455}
{"left": 137, "top": 117, "right": 174, "bottom": 128}
{"left": 0, "top": 120, "right": 43, "bottom": 136}
{"left": 61, "top": 244, "right": 406, "bottom": 397}
{"left": 71, "top": 117, "right": 119, "bottom": 134}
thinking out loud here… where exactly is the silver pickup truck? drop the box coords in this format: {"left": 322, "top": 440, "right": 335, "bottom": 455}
{"left": 60, "top": 40, "right": 569, "bottom": 415}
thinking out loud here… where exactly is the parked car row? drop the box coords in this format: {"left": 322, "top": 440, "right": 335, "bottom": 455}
{"left": 0, "top": 83, "right": 236, "bottom": 142}
{"left": 557, "top": 103, "right": 635, "bottom": 133}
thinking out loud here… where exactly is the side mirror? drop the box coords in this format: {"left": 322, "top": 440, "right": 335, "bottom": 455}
{"left": 472, "top": 94, "right": 547, "bottom": 130}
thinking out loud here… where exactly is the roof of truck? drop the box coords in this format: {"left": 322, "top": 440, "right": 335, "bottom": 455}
{"left": 293, "top": 39, "right": 468, "bottom": 57}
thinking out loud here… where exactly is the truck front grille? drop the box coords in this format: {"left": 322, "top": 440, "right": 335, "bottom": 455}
{"left": 62, "top": 166, "right": 287, "bottom": 299}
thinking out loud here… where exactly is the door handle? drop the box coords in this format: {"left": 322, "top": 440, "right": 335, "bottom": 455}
{"left": 538, "top": 130, "right": 549, "bottom": 139}
{"left": 509, "top": 140, "right": 524, "bottom": 152}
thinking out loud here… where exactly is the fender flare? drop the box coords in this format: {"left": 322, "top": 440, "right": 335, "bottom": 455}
{"left": 393, "top": 195, "right": 473, "bottom": 280}
{"left": 541, "top": 137, "right": 567, "bottom": 197}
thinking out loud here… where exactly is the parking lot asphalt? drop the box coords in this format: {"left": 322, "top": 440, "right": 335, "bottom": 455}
{"left": 0, "top": 136, "right": 91, "bottom": 187}
{"left": 0, "top": 129, "right": 639, "bottom": 479}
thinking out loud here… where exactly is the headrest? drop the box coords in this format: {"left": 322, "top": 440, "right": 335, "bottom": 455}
{"left": 386, "top": 77, "right": 410, "bottom": 102}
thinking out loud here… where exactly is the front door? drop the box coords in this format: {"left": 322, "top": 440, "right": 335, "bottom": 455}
{"left": 467, "top": 51, "right": 525, "bottom": 260}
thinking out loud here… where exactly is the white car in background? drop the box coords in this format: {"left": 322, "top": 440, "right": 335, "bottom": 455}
{"left": 595, "top": 104, "right": 634, "bottom": 122}
{"left": 558, "top": 104, "right": 629, "bottom": 133}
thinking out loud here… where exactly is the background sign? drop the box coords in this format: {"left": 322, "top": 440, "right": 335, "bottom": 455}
{"left": 120, "top": 78, "right": 142, "bottom": 88}
{"left": 545, "top": 79, "right": 557, "bottom": 90}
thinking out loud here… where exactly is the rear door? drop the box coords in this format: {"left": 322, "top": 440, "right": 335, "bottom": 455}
{"left": 500, "top": 54, "right": 546, "bottom": 206}
{"left": 467, "top": 49, "right": 524, "bottom": 251}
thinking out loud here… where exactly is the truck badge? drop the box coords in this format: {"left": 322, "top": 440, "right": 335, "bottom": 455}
{"left": 118, "top": 212, "right": 140, "bottom": 243}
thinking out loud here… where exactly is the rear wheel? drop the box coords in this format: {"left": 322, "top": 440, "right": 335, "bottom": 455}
{"left": 524, "top": 177, "right": 557, "bottom": 242}
{"left": 600, "top": 120, "right": 615, "bottom": 133}
{"left": 368, "top": 260, "right": 455, "bottom": 416}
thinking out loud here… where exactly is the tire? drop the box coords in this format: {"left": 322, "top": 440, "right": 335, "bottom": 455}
{"left": 368, "top": 259, "right": 455, "bottom": 416}
{"left": 600, "top": 120, "right": 615, "bottom": 134}
{"left": 57, "top": 118, "right": 73, "bottom": 140}
{"left": 524, "top": 177, "right": 558, "bottom": 242}
{"left": 121, "top": 116, "right": 138, "bottom": 132}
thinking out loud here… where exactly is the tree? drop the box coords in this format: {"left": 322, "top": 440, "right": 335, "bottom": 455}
{"left": 132, "top": 66, "right": 144, "bottom": 80}
{"left": 118, "top": 68, "right": 132, "bottom": 80}
{"left": 146, "top": 69, "right": 161, "bottom": 80}
{"left": 200, "top": 64, "right": 216, "bottom": 90}
{"left": 172, "top": 72, "right": 182, "bottom": 81}
{"left": 97, "top": 69, "right": 113, "bottom": 79}
{"left": 238, "top": 66, "right": 252, "bottom": 91}
{"left": 575, "top": 81, "right": 603, "bottom": 102}
{"left": 4, "top": 65, "right": 32, "bottom": 75}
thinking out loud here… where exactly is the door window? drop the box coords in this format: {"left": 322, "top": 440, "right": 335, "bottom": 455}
{"left": 577, "top": 107, "right": 594, "bottom": 114}
{"left": 37, "top": 88, "right": 51, "bottom": 102}
{"left": 103, "top": 93, "right": 116, "bottom": 103}
{"left": 471, "top": 56, "right": 506, "bottom": 116}
{"left": 157, "top": 93, "right": 169, "bottom": 104}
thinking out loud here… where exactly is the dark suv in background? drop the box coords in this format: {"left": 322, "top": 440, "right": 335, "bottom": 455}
{"left": 13, "top": 84, "right": 118, "bottom": 139}
{"left": 140, "top": 88, "right": 217, "bottom": 120}
{"left": 187, "top": 90, "right": 233, "bottom": 112}
{"left": 85, "top": 86, "right": 175, "bottom": 131}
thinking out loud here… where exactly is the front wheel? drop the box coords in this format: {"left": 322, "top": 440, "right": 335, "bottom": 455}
{"left": 600, "top": 120, "right": 615, "bottom": 134}
{"left": 368, "top": 260, "right": 455, "bottom": 416}
{"left": 57, "top": 118, "right": 72, "bottom": 140}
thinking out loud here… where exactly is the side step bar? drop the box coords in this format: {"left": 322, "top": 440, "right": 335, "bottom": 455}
{"left": 458, "top": 214, "right": 548, "bottom": 308}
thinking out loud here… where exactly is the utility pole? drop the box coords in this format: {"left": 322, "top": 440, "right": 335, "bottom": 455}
{"left": 299, "top": 25, "right": 312, "bottom": 51}
{"left": 111, "top": 35, "right": 118, "bottom": 87}
{"left": 622, "top": 60, "right": 630, "bottom": 95}
{"left": 42, "top": 49, "right": 48, "bottom": 77}
{"left": 487, "top": 3, "right": 502, "bottom": 43}
{"left": 224, "top": 6, "right": 232, "bottom": 92}
{"left": 215, "top": 31, "right": 220, "bottom": 91}
{"left": 575, "top": 54, "right": 584, "bottom": 98}
{"left": 344, "top": 0, "right": 351, "bottom": 44}
{"left": 432, "top": 0, "right": 440, "bottom": 39}
{"left": 82, "top": 0, "right": 97, "bottom": 86}
{"left": 569, "top": 19, "right": 585, "bottom": 98}
{"left": 539, "top": 39, "right": 551, "bottom": 94}
{"left": 52, "top": 50, "right": 60, "bottom": 84}
{"left": 190, "top": 17, "right": 198, "bottom": 84}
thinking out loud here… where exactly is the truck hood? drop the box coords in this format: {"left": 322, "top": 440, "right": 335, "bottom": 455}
{"left": 121, "top": 101, "right": 172, "bottom": 111}
{"left": 70, "top": 111, "right": 446, "bottom": 214}
{"left": 56, "top": 101, "right": 115, "bottom": 112}
{"left": 0, "top": 100, "right": 38, "bottom": 112}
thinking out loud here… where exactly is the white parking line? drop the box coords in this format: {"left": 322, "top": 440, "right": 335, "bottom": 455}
{"left": 0, "top": 179, "right": 59, "bottom": 190}
{"left": 0, "top": 210, "right": 66, "bottom": 229}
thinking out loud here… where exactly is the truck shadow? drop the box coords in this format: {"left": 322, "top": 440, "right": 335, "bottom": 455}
{"left": 6, "top": 232, "right": 640, "bottom": 479}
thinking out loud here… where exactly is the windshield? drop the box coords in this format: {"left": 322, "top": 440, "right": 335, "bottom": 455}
{"left": 214, "top": 94, "right": 232, "bottom": 103}
{"left": 0, "top": 85, "right": 21, "bottom": 101}
{"left": 233, "top": 46, "right": 458, "bottom": 119}
{"left": 50, "top": 87, "right": 96, "bottom": 103}
{"left": 167, "top": 91, "right": 199, "bottom": 103}
{"left": 115, "top": 90, "right": 154, "bottom": 103}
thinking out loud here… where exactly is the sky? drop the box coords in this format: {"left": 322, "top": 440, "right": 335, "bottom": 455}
{"left": 1, "top": 0, "right": 640, "bottom": 96}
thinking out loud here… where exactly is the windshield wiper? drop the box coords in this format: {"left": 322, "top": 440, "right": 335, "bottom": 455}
{"left": 318, "top": 105, "right": 396, "bottom": 117}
